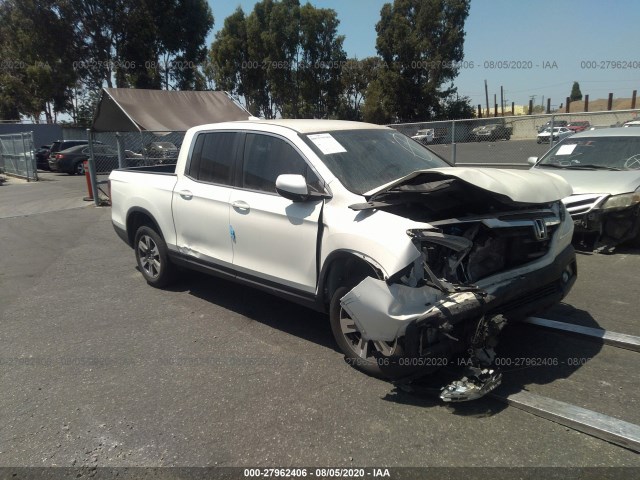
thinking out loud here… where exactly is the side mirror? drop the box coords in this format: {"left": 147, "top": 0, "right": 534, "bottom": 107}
{"left": 527, "top": 156, "right": 538, "bottom": 166}
{"left": 275, "top": 174, "right": 310, "bottom": 202}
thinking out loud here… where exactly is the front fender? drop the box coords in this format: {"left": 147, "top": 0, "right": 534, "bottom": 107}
{"left": 321, "top": 206, "right": 429, "bottom": 279}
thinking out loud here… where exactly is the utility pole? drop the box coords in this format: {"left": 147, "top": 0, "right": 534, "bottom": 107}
{"left": 484, "top": 80, "right": 490, "bottom": 117}
{"left": 500, "top": 86, "right": 504, "bottom": 116}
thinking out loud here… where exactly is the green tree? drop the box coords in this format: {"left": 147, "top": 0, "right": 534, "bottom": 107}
{"left": 439, "top": 92, "right": 474, "bottom": 119}
{"left": 156, "top": 0, "right": 214, "bottom": 90}
{"left": 297, "top": 3, "right": 346, "bottom": 118}
{"left": 340, "top": 57, "right": 384, "bottom": 120}
{"left": 208, "top": 8, "right": 248, "bottom": 98}
{"left": 265, "top": 0, "right": 301, "bottom": 117}
{"left": 0, "top": 0, "right": 78, "bottom": 122}
{"left": 362, "top": 78, "right": 393, "bottom": 124}
{"left": 570, "top": 81, "right": 582, "bottom": 101}
{"left": 374, "top": 0, "right": 470, "bottom": 122}
{"left": 244, "top": 0, "right": 278, "bottom": 117}
{"left": 70, "top": 0, "right": 213, "bottom": 92}
{"left": 208, "top": 0, "right": 346, "bottom": 119}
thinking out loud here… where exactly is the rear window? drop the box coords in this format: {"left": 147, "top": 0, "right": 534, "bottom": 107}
{"left": 187, "top": 132, "right": 240, "bottom": 185}
{"left": 51, "top": 140, "right": 88, "bottom": 153}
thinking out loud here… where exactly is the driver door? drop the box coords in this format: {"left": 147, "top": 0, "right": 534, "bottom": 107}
{"left": 229, "top": 133, "right": 324, "bottom": 294}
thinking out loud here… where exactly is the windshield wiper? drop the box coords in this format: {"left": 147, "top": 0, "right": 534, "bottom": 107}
{"left": 537, "top": 163, "right": 567, "bottom": 169}
{"left": 562, "top": 164, "right": 622, "bottom": 171}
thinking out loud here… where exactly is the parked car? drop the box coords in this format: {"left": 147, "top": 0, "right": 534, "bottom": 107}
{"left": 537, "top": 126, "right": 573, "bottom": 144}
{"left": 49, "top": 139, "right": 92, "bottom": 157}
{"left": 50, "top": 144, "right": 140, "bottom": 175}
{"left": 567, "top": 121, "right": 591, "bottom": 133}
{"left": 528, "top": 128, "right": 640, "bottom": 252}
{"left": 537, "top": 120, "right": 568, "bottom": 133}
{"left": 143, "top": 142, "right": 178, "bottom": 163}
{"left": 110, "top": 120, "right": 576, "bottom": 401}
{"left": 35, "top": 145, "right": 51, "bottom": 170}
{"left": 471, "top": 123, "right": 512, "bottom": 141}
{"left": 411, "top": 128, "right": 434, "bottom": 145}
{"left": 623, "top": 120, "right": 640, "bottom": 128}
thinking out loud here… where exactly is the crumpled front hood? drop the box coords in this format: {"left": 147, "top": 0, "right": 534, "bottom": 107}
{"left": 533, "top": 168, "right": 640, "bottom": 196}
{"left": 365, "top": 167, "right": 573, "bottom": 204}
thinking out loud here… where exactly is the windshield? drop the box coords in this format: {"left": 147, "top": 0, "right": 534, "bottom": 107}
{"left": 536, "top": 136, "right": 640, "bottom": 171}
{"left": 301, "top": 129, "right": 450, "bottom": 194}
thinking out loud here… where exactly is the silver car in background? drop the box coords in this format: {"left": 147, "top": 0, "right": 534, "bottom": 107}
{"left": 529, "top": 128, "right": 640, "bottom": 252}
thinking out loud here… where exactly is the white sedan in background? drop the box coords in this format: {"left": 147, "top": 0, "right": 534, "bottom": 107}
{"left": 411, "top": 128, "right": 434, "bottom": 144}
{"left": 537, "top": 126, "right": 574, "bottom": 144}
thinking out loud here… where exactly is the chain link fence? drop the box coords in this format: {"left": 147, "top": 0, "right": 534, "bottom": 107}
{"left": 389, "top": 109, "right": 640, "bottom": 168}
{"left": 0, "top": 132, "right": 37, "bottom": 181}
{"left": 82, "top": 130, "right": 186, "bottom": 205}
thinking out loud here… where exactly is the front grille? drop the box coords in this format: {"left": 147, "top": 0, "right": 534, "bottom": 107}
{"left": 426, "top": 214, "right": 562, "bottom": 285}
{"left": 564, "top": 194, "right": 607, "bottom": 216}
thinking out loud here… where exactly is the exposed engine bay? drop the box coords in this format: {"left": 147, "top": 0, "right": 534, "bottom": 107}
{"left": 342, "top": 172, "right": 576, "bottom": 402}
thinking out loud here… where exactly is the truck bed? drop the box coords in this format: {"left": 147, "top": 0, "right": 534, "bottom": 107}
{"left": 117, "top": 164, "right": 177, "bottom": 174}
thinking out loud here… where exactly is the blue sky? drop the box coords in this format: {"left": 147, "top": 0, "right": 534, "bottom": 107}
{"left": 207, "top": 0, "right": 640, "bottom": 108}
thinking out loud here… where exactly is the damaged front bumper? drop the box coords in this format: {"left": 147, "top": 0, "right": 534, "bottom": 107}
{"left": 339, "top": 244, "right": 576, "bottom": 399}
{"left": 571, "top": 203, "right": 640, "bottom": 251}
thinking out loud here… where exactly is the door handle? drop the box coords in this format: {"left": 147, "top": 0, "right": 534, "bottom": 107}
{"left": 178, "top": 190, "right": 193, "bottom": 200}
{"left": 231, "top": 200, "right": 250, "bottom": 211}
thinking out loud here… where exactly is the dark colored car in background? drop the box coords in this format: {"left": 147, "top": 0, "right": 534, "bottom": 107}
{"left": 143, "top": 142, "right": 178, "bottom": 164}
{"left": 35, "top": 145, "right": 51, "bottom": 170}
{"left": 471, "top": 123, "right": 512, "bottom": 141}
{"left": 49, "top": 139, "right": 93, "bottom": 159}
{"left": 50, "top": 144, "right": 140, "bottom": 175}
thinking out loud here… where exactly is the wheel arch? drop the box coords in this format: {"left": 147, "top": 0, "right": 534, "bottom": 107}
{"left": 318, "top": 250, "right": 384, "bottom": 310}
{"left": 126, "top": 207, "right": 166, "bottom": 247}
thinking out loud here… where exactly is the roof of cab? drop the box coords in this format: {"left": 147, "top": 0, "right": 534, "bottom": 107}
{"left": 572, "top": 127, "right": 640, "bottom": 138}
{"left": 222, "top": 119, "right": 391, "bottom": 134}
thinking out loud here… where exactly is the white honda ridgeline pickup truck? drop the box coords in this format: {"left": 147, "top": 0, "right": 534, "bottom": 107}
{"left": 110, "top": 120, "right": 577, "bottom": 401}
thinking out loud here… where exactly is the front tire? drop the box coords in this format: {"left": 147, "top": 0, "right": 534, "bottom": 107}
{"left": 330, "top": 286, "right": 419, "bottom": 380}
{"left": 134, "top": 226, "right": 175, "bottom": 288}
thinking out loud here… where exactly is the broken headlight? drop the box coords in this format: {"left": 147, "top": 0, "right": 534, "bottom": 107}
{"left": 602, "top": 191, "right": 640, "bottom": 210}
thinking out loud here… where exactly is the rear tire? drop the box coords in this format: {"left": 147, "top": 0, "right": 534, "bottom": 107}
{"left": 74, "top": 161, "right": 85, "bottom": 176}
{"left": 134, "top": 226, "right": 175, "bottom": 288}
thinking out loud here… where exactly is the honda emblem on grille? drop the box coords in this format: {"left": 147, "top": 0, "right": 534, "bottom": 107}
{"left": 532, "top": 219, "right": 548, "bottom": 240}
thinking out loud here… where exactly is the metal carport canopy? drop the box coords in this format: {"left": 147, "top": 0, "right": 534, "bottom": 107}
{"left": 92, "top": 88, "right": 250, "bottom": 132}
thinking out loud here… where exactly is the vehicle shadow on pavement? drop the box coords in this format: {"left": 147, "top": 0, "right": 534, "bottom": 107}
{"left": 156, "top": 271, "right": 604, "bottom": 415}
{"left": 165, "top": 270, "right": 340, "bottom": 353}
{"left": 493, "top": 310, "right": 603, "bottom": 394}
{"left": 381, "top": 375, "right": 507, "bottom": 416}
{"left": 381, "top": 305, "right": 603, "bottom": 414}
{"left": 574, "top": 243, "right": 640, "bottom": 256}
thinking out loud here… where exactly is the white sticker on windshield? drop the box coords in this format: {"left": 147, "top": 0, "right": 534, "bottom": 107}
{"left": 556, "top": 144, "right": 577, "bottom": 155}
{"left": 307, "top": 133, "right": 347, "bottom": 155}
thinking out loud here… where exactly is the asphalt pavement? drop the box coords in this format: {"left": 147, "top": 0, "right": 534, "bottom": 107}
{"left": 0, "top": 170, "right": 638, "bottom": 472}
